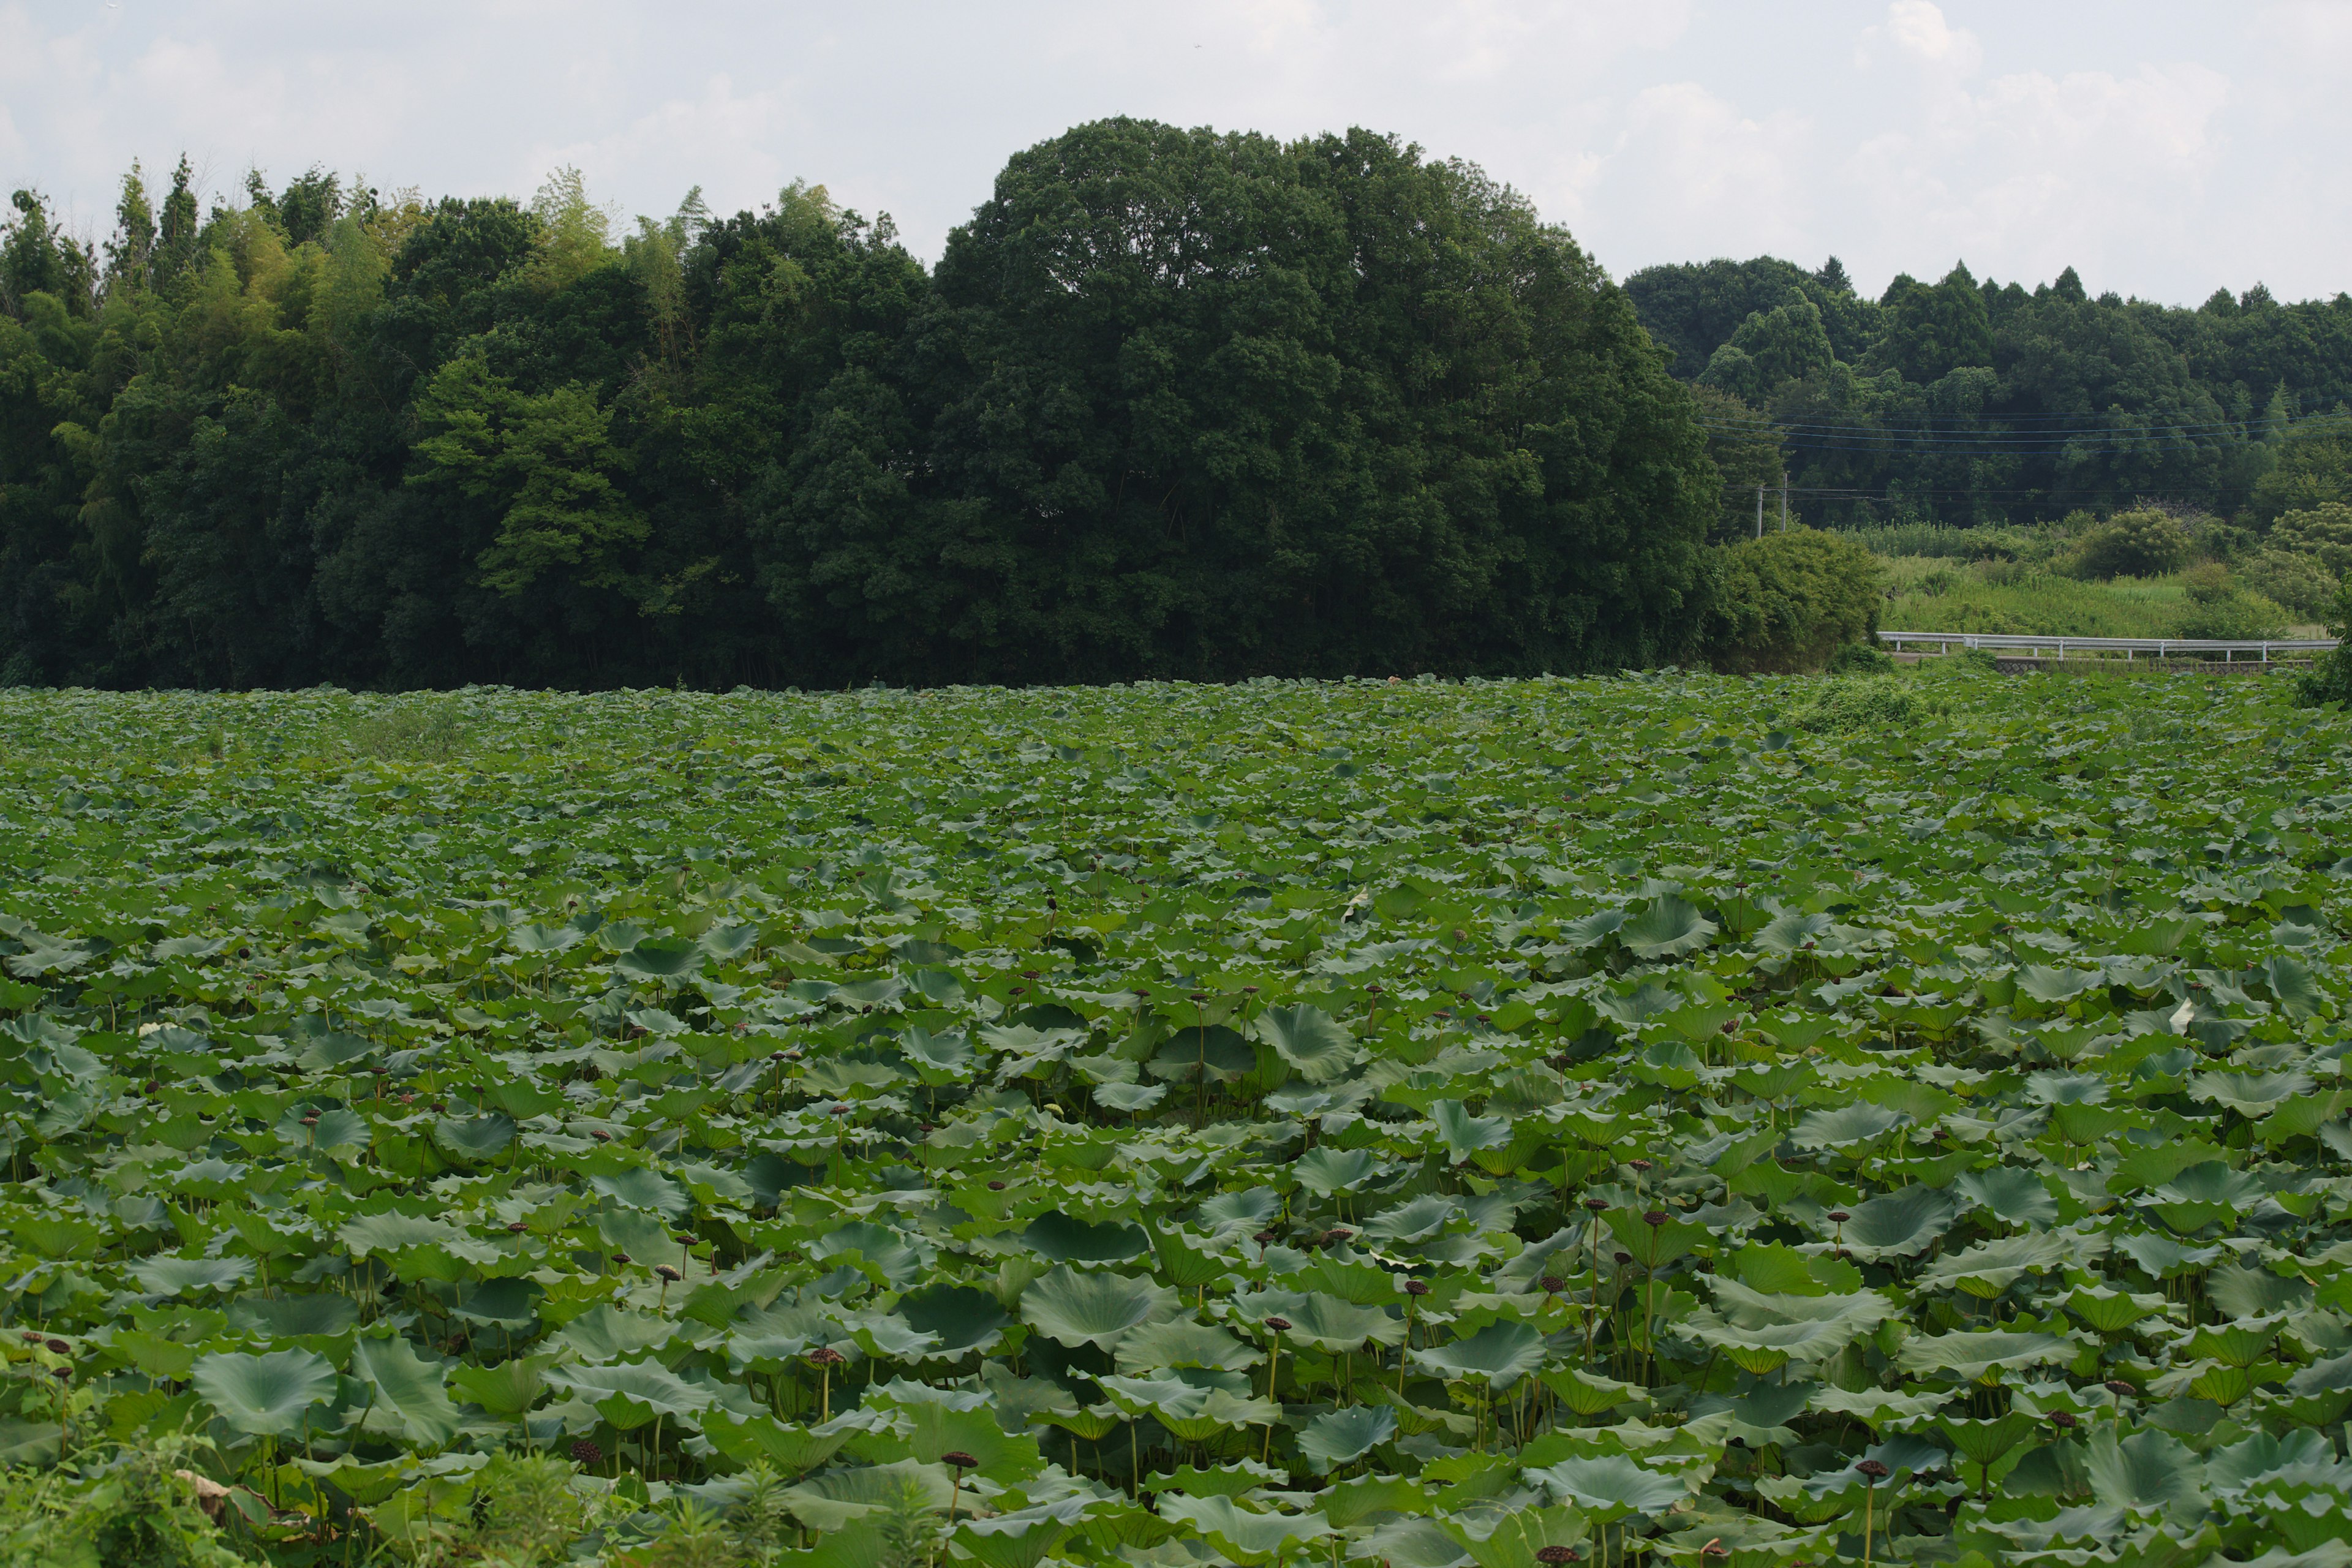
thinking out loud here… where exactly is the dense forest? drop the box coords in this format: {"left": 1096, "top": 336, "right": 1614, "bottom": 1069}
{"left": 1626, "top": 254, "right": 2352, "bottom": 537}
{"left": 0, "top": 123, "right": 1717, "bottom": 690}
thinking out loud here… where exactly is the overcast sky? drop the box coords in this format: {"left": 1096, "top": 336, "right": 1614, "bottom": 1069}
{"left": 3, "top": 1, "right": 2345, "bottom": 307}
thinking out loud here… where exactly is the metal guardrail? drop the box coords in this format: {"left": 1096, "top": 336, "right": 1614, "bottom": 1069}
{"left": 1877, "top": 631, "right": 2337, "bottom": 664}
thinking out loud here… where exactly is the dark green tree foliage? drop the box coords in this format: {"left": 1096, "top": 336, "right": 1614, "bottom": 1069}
{"left": 829, "top": 121, "right": 1713, "bottom": 682}
{"left": 0, "top": 126, "right": 1716, "bottom": 688}
{"left": 1626, "top": 252, "right": 2352, "bottom": 527}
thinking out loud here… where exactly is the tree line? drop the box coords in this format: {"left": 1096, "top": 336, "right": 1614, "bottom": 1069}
{"left": 1627, "top": 254, "right": 2352, "bottom": 538}
{"left": 0, "top": 124, "right": 1720, "bottom": 690}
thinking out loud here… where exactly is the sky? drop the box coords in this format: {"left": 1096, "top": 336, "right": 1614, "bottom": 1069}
{"left": 2, "top": 0, "right": 2347, "bottom": 307}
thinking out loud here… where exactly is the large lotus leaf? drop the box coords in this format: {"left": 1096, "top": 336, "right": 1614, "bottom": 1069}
{"left": 1898, "top": 1330, "right": 2076, "bottom": 1383}
{"left": 552, "top": 1305, "right": 679, "bottom": 1362}
{"left": 352, "top": 1333, "right": 462, "bottom": 1448}
{"left": 339, "top": 1212, "right": 466, "bottom": 1260}
{"left": 1428, "top": 1101, "right": 1512, "bottom": 1163}
{"left": 901, "top": 1028, "right": 976, "bottom": 1083}
{"left": 895, "top": 1283, "right": 1011, "bottom": 1358}
{"left": 1311, "top": 1479, "right": 1426, "bottom": 1530}
{"left": 866, "top": 1400, "right": 1045, "bottom": 1483}
{"left": 131, "top": 1254, "right": 255, "bottom": 1297}
{"left": 2192, "top": 1069, "right": 2315, "bottom": 1117}
{"left": 807, "top": 1220, "right": 935, "bottom": 1286}
{"left": 955, "top": 1501, "right": 1093, "bottom": 1568}
{"left": 431, "top": 1112, "right": 516, "bottom": 1161}
{"left": 1437, "top": 1505, "right": 1591, "bottom": 1568}
{"left": 1157, "top": 1494, "right": 1332, "bottom": 1567}
{"left": 1193, "top": 1188, "right": 1281, "bottom": 1234}
{"left": 589, "top": 1166, "right": 692, "bottom": 1219}
{"left": 1292, "top": 1146, "right": 1382, "bottom": 1197}
{"left": 1364, "top": 1194, "right": 1462, "bottom": 1245}
{"left": 1256, "top": 1005, "right": 1362, "bottom": 1083}
{"left": 1789, "top": 1103, "right": 1902, "bottom": 1150}
{"left": 2015, "top": 965, "right": 2102, "bottom": 1005}
{"left": 1020, "top": 1266, "right": 1178, "bottom": 1350}
{"left": 1700, "top": 1278, "right": 1898, "bottom": 1335}
{"left": 701, "top": 1411, "right": 852, "bottom": 1476}
{"left": 2207, "top": 1264, "right": 2314, "bottom": 1319}
{"left": 2084, "top": 1425, "right": 2204, "bottom": 1512}
{"left": 1367, "top": 1518, "right": 1475, "bottom": 1568}
{"left": 1915, "top": 1231, "right": 2081, "bottom": 1297}
{"left": 1527, "top": 1453, "right": 1689, "bottom": 1520}
{"left": 1142, "top": 1460, "right": 1285, "bottom": 1499}
{"left": 448, "top": 1355, "right": 551, "bottom": 1419}
{"left": 782, "top": 1460, "right": 955, "bottom": 1531}
{"left": 2264, "top": 954, "right": 2329, "bottom": 1019}
{"left": 843, "top": 1315, "right": 944, "bottom": 1362}
{"left": 1555, "top": 908, "right": 1628, "bottom": 951}
{"left": 1022, "top": 1212, "right": 1150, "bottom": 1265}
{"left": 1095, "top": 1082, "right": 1167, "bottom": 1113}
{"left": 1755, "top": 911, "right": 1834, "bottom": 956}
{"left": 1409, "top": 1321, "right": 1547, "bottom": 1389}
{"left": 597, "top": 1207, "right": 682, "bottom": 1270}
{"left": 1235, "top": 1289, "right": 1406, "bottom": 1352}
{"left": 228, "top": 1292, "right": 360, "bottom": 1341}
{"left": 616, "top": 935, "right": 704, "bottom": 981}
{"left": 193, "top": 1347, "right": 339, "bottom": 1439}
{"left": 451, "top": 1276, "right": 543, "bottom": 1330}
{"left": 543, "top": 1359, "right": 712, "bottom": 1431}
{"left": 506, "top": 922, "right": 584, "bottom": 955}
{"left": 1115, "top": 1317, "right": 1261, "bottom": 1374}
{"left": 2112, "top": 1231, "right": 2222, "bottom": 1280}
{"left": 1297, "top": 1404, "right": 1397, "bottom": 1473}
{"left": 1621, "top": 895, "right": 1717, "bottom": 960}
{"left": 2150, "top": 1161, "right": 2264, "bottom": 1207}
{"left": 2203, "top": 1429, "right": 2339, "bottom": 1497}
{"left": 1953, "top": 1166, "right": 2059, "bottom": 1229}
{"left": 1834, "top": 1185, "right": 1960, "bottom": 1261}
{"left": 1093, "top": 1373, "right": 1210, "bottom": 1425}
{"left": 1682, "top": 1306, "right": 1885, "bottom": 1370}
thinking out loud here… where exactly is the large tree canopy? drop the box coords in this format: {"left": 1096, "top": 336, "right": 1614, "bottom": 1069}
{"left": 1626, "top": 251, "right": 2352, "bottom": 529}
{"left": 0, "top": 124, "right": 1717, "bottom": 688}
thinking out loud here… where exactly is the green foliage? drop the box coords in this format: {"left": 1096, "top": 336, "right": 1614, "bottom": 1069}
{"left": 1878, "top": 263, "right": 1995, "bottom": 383}
{"left": 1784, "top": 674, "right": 1943, "bottom": 733}
{"left": 0, "top": 126, "right": 1714, "bottom": 690}
{"left": 1703, "top": 527, "right": 1882, "bottom": 672}
{"left": 410, "top": 355, "right": 647, "bottom": 597}
{"left": 1823, "top": 638, "right": 1893, "bottom": 674}
{"left": 0, "top": 1440, "right": 254, "bottom": 1567}
{"left": 3, "top": 677, "right": 2352, "bottom": 1564}
{"left": 2071, "top": 507, "right": 2191, "bottom": 579}
{"left": 1628, "top": 254, "right": 2352, "bottom": 530}
{"left": 2297, "top": 578, "right": 2352, "bottom": 705}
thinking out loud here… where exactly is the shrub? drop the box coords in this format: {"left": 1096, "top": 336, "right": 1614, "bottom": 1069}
{"left": 1787, "top": 676, "right": 1945, "bottom": 733}
{"left": 2237, "top": 548, "right": 2339, "bottom": 619}
{"left": 1826, "top": 639, "right": 1894, "bottom": 674}
{"left": 0, "top": 1440, "right": 253, "bottom": 1567}
{"left": 2271, "top": 502, "right": 2352, "bottom": 577}
{"left": 2297, "top": 578, "right": 2352, "bottom": 707}
{"left": 2172, "top": 568, "right": 2288, "bottom": 638}
{"left": 1703, "top": 529, "right": 1883, "bottom": 674}
{"left": 2071, "top": 508, "right": 2189, "bottom": 579}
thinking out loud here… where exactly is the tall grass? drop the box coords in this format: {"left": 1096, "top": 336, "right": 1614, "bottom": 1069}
{"left": 1879, "top": 558, "right": 2303, "bottom": 638}
{"left": 1839, "top": 522, "right": 2057, "bottom": 561}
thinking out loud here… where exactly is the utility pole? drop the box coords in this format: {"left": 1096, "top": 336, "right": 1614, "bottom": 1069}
{"left": 1756, "top": 486, "right": 1764, "bottom": 539}
{"left": 1780, "top": 474, "right": 1789, "bottom": 532}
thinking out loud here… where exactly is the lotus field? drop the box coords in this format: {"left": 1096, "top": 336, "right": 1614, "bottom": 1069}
{"left": 6, "top": 671, "right": 2352, "bottom": 1566}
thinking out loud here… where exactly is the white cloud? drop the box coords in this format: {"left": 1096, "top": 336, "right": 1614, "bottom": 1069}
{"left": 1841, "top": 62, "right": 2229, "bottom": 288}
{"left": 0, "top": 1, "right": 2342, "bottom": 305}
{"left": 1856, "top": 0, "right": 1983, "bottom": 73}
{"left": 1575, "top": 83, "right": 1812, "bottom": 260}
